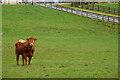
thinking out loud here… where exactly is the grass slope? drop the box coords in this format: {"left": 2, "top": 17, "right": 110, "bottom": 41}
{"left": 95, "top": 3, "right": 118, "bottom": 8}
{"left": 2, "top": 5, "right": 118, "bottom": 78}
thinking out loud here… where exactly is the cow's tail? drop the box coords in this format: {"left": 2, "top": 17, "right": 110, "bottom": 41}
{"left": 15, "top": 42, "right": 18, "bottom": 54}
{"left": 15, "top": 42, "right": 18, "bottom": 49}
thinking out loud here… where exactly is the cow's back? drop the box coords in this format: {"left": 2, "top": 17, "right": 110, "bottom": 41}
{"left": 15, "top": 40, "right": 27, "bottom": 54}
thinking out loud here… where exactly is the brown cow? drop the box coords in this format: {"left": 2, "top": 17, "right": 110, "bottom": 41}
{"left": 15, "top": 37, "right": 37, "bottom": 65}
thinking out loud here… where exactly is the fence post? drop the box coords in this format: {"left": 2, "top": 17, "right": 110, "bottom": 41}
{"left": 71, "top": 8, "right": 73, "bottom": 13}
{"left": 108, "top": 16, "right": 109, "bottom": 23}
{"left": 97, "top": 14, "right": 99, "bottom": 20}
{"left": 113, "top": 17, "right": 115, "bottom": 23}
{"left": 102, "top": 15, "right": 104, "bottom": 22}
{"left": 76, "top": 9, "right": 78, "bottom": 15}
{"left": 91, "top": 13, "right": 93, "bottom": 18}
{"left": 66, "top": 7, "right": 68, "bottom": 12}
{"left": 45, "top": 2, "right": 46, "bottom": 7}
{"left": 44, "top": 2, "right": 46, "bottom": 7}
{"left": 86, "top": 12, "right": 88, "bottom": 17}
{"left": 50, "top": 3, "right": 52, "bottom": 8}
{"left": 81, "top": 11, "right": 83, "bottom": 16}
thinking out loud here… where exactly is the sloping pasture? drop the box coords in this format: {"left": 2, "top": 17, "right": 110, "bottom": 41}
{"left": 2, "top": 5, "right": 118, "bottom": 78}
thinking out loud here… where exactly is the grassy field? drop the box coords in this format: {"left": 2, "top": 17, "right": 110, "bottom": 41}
{"left": 94, "top": 3, "right": 118, "bottom": 8}
{"left": 94, "top": 3, "right": 118, "bottom": 14}
{"left": 2, "top": 5, "right": 118, "bottom": 78}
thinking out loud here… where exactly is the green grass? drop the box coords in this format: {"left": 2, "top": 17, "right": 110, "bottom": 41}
{"left": 58, "top": 3, "right": 119, "bottom": 17}
{"left": 94, "top": 3, "right": 118, "bottom": 8}
{"left": 2, "top": 5, "right": 118, "bottom": 78}
{"left": 93, "top": 3, "right": 118, "bottom": 15}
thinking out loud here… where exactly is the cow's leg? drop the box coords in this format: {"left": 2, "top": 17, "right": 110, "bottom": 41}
{"left": 22, "top": 53, "right": 27, "bottom": 65}
{"left": 16, "top": 53, "right": 19, "bottom": 65}
{"left": 29, "top": 56, "right": 32, "bottom": 65}
{"left": 22, "top": 57, "right": 25, "bottom": 65}
{"left": 25, "top": 57, "right": 27, "bottom": 65}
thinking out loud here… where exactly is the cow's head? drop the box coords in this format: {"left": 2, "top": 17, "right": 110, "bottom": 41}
{"left": 26, "top": 37, "right": 37, "bottom": 48}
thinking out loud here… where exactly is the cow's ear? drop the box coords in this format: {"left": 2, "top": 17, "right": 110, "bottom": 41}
{"left": 26, "top": 38, "right": 29, "bottom": 41}
{"left": 34, "top": 38, "right": 37, "bottom": 41}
